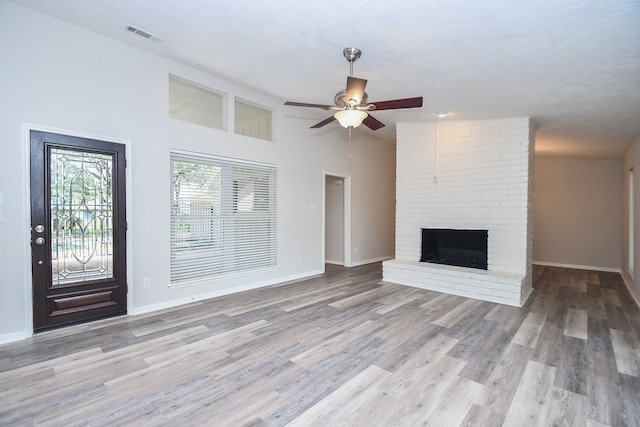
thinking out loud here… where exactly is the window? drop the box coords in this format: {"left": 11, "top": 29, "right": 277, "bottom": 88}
{"left": 235, "top": 98, "right": 272, "bottom": 141}
{"left": 169, "top": 74, "right": 224, "bottom": 130}
{"left": 170, "top": 152, "right": 277, "bottom": 285}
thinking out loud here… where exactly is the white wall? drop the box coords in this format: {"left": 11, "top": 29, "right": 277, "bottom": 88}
{"left": 348, "top": 138, "right": 396, "bottom": 265}
{"left": 533, "top": 156, "right": 622, "bottom": 270}
{"left": 384, "top": 118, "right": 534, "bottom": 306}
{"left": 0, "top": 3, "right": 396, "bottom": 340}
{"left": 622, "top": 133, "right": 640, "bottom": 304}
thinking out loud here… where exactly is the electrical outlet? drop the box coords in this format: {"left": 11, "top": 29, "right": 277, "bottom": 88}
{"left": 143, "top": 277, "right": 151, "bottom": 288}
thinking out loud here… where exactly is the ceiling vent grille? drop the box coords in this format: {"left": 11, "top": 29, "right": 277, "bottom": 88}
{"left": 126, "top": 25, "right": 164, "bottom": 42}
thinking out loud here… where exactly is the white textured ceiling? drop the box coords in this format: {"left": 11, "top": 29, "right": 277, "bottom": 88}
{"left": 8, "top": 0, "right": 640, "bottom": 158}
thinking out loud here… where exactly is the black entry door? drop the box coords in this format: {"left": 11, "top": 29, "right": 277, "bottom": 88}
{"left": 30, "top": 131, "right": 127, "bottom": 332}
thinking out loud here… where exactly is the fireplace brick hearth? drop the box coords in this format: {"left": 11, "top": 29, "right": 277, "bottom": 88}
{"left": 383, "top": 260, "right": 525, "bottom": 306}
{"left": 383, "top": 118, "right": 534, "bottom": 307}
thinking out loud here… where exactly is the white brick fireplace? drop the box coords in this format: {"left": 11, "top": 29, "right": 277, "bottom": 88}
{"left": 382, "top": 118, "right": 535, "bottom": 306}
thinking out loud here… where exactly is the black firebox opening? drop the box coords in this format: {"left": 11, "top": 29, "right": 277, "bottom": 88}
{"left": 420, "top": 228, "right": 488, "bottom": 270}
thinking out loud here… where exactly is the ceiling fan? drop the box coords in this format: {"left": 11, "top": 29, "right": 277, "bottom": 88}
{"left": 284, "top": 47, "right": 423, "bottom": 130}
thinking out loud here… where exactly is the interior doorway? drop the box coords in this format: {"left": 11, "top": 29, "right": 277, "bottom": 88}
{"left": 324, "top": 173, "right": 350, "bottom": 268}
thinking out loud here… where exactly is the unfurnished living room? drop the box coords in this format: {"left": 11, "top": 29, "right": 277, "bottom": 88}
{"left": 1, "top": 1, "right": 639, "bottom": 426}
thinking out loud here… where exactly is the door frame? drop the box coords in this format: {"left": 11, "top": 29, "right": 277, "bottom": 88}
{"left": 22, "top": 123, "right": 134, "bottom": 336}
{"left": 322, "top": 171, "right": 351, "bottom": 269}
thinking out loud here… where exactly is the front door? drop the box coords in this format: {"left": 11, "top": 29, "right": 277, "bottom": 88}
{"left": 30, "top": 131, "right": 127, "bottom": 332}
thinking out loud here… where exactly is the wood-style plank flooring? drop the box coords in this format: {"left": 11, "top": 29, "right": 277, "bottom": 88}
{"left": 1, "top": 264, "right": 639, "bottom": 426}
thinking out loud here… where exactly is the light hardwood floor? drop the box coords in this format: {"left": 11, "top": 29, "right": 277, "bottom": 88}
{"left": 1, "top": 263, "right": 639, "bottom": 426}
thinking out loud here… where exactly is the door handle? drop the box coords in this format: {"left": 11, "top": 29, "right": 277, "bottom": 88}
{"left": 34, "top": 237, "right": 46, "bottom": 246}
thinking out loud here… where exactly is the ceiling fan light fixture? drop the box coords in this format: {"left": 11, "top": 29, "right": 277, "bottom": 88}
{"left": 334, "top": 109, "right": 368, "bottom": 128}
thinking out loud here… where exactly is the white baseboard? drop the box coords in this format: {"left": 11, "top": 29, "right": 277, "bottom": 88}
{"left": 532, "top": 261, "right": 620, "bottom": 273}
{"left": 325, "top": 260, "right": 344, "bottom": 266}
{"left": 132, "top": 268, "right": 323, "bottom": 316}
{"left": 0, "top": 331, "right": 27, "bottom": 345}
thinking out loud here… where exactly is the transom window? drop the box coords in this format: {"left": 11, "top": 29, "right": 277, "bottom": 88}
{"left": 169, "top": 74, "right": 224, "bottom": 131}
{"left": 235, "top": 98, "right": 272, "bottom": 142}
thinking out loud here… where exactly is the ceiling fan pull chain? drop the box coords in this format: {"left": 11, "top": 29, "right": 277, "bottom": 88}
{"left": 348, "top": 126, "right": 353, "bottom": 159}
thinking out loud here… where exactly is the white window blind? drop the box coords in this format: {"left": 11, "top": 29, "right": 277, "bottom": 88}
{"left": 169, "top": 74, "right": 224, "bottom": 130}
{"left": 170, "top": 152, "right": 277, "bottom": 285}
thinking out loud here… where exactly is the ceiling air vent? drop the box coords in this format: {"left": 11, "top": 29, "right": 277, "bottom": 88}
{"left": 126, "top": 25, "right": 164, "bottom": 42}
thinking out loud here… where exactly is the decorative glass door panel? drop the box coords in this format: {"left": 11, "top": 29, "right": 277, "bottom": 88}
{"left": 50, "top": 148, "right": 114, "bottom": 286}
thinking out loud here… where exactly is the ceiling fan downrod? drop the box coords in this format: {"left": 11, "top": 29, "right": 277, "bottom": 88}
{"left": 343, "top": 47, "right": 361, "bottom": 77}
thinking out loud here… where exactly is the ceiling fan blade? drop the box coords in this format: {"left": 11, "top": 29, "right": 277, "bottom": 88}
{"left": 344, "top": 76, "right": 367, "bottom": 106}
{"left": 362, "top": 114, "right": 385, "bottom": 130}
{"left": 284, "top": 101, "right": 334, "bottom": 110}
{"left": 310, "top": 116, "right": 337, "bottom": 128}
{"left": 369, "top": 96, "right": 423, "bottom": 111}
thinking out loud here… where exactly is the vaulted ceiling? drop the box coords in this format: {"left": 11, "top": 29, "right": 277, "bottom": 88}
{"left": 8, "top": 0, "right": 640, "bottom": 159}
